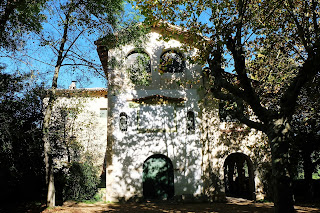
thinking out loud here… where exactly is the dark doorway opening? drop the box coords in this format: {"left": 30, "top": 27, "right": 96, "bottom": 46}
{"left": 143, "top": 154, "right": 174, "bottom": 199}
{"left": 224, "top": 153, "right": 255, "bottom": 200}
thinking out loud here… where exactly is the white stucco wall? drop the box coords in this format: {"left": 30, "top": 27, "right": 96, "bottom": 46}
{"left": 105, "top": 29, "right": 205, "bottom": 200}
{"left": 46, "top": 94, "right": 108, "bottom": 171}
{"left": 108, "top": 90, "right": 203, "bottom": 199}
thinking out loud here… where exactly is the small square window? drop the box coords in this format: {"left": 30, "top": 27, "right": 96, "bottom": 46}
{"left": 100, "top": 108, "right": 107, "bottom": 118}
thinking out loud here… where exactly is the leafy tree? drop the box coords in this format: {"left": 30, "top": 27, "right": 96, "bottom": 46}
{"left": 41, "top": 0, "right": 123, "bottom": 207}
{"left": 0, "top": 69, "right": 45, "bottom": 204}
{"left": 291, "top": 72, "right": 320, "bottom": 199}
{"left": 136, "top": 0, "right": 320, "bottom": 212}
{"left": 0, "top": 0, "right": 47, "bottom": 49}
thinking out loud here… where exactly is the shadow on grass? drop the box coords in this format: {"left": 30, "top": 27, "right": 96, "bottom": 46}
{"left": 15, "top": 200, "right": 320, "bottom": 213}
{"left": 100, "top": 202, "right": 320, "bottom": 213}
{"left": 100, "top": 202, "right": 275, "bottom": 213}
{"left": 0, "top": 201, "right": 47, "bottom": 213}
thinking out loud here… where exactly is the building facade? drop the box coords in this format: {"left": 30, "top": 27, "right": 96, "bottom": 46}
{"left": 46, "top": 87, "right": 108, "bottom": 174}
{"left": 48, "top": 24, "right": 271, "bottom": 203}
{"left": 93, "top": 25, "right": 269, "bottom": 202}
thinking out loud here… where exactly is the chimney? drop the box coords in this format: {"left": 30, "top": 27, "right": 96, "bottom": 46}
{"left": 69, "top": 81, "right": 77, "bottom": 90}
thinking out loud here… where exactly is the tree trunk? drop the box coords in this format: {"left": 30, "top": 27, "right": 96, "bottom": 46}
{"left": 43, "top": 64, "right": 64, "bottom": 207}
{"left": 268, "top": 118, "right": 295, "bottom": 213}
{"left": 43, "top": 87, "right": 57, "bottom": 208}
{"left": 43, "top": 6, "right": 71, "bottom": 207}
{"left": 47, "top": 154, "right": 55, "bottom": 207}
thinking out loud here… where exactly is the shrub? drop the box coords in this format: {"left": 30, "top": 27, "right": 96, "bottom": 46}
{"left": 63, "top": 160, "right": 100, "bottom": 201}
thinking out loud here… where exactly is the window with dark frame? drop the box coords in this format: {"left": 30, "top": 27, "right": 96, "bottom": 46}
{"left": 119, "top": 112, "right": 128, "bottom": 131}
{"left": 187, "top": 111, "right": 195, "bottom": 131}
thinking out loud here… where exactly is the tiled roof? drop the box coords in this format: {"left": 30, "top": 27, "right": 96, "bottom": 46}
{"left": 46, "top": 88, "right": 108, "bottom": 97}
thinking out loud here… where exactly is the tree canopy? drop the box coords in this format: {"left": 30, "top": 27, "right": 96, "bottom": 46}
{"left": 136, "top": 0, "right": 320, "bottom": 212}
{"left": 0, "top": 70, "right": 45, "bottom": 204}
{"left": 40, "top": 0, "right": 124, "bottom": 207}
{"left": 0, "top": 0, "right": 47, "bottom": 49}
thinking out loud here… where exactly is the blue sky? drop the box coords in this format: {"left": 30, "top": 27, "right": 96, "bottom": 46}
{"left": 0, "top": 1, "right": 234, "bottom": 89}
{"left": 1, "top": 1, "right": 139, "bottom": 89}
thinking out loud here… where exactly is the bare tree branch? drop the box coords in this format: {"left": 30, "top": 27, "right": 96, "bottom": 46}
{"left": 280, "top": 52, "right": 320, "bottom": 118}
{"left": 61, "top": 30, "right": 86, "bottom": 62}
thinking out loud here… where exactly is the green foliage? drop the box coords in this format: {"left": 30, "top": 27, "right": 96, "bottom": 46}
{"left": 63, "top": 159, "right": 100, "bottom": 201}
{"left": 0, "top": 69, "right": 45, "bottom": 202}
{"left": 100, "top": 23, "right": 150, "bottom": 49}
{"left": 0, "top": 0, "right": 47, "bottom": 49}
{"left": 54, "top": 0, "right": 123, "bottom": 31}
{"left": 160, "top": 50, "right": 184, "bottom": 73}
{"left": 312, "top": 170, "right": 320, "bottom": 180}
{"left": 100, "top": 23, "right": 152, "bottom": 88}
{"left": 48, "top": 105, "right": 83, "bottom": 162}
{"left": 81, "top": 190, "right": 104, "bottom": 203}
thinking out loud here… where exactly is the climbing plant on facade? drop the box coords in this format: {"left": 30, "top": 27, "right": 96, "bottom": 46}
{"left": 135, "top": 0, "right": 320, "bottom": 212}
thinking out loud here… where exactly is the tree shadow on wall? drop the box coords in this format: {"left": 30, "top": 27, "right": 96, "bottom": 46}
{"left": 106, "top": 87, "right": 203, "bottom": 202}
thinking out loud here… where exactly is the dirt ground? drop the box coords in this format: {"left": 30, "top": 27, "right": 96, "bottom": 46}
{"left": 40, "top": 198, "right": 320, "bottom": 213}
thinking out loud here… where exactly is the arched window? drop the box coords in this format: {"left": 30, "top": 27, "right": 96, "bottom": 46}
{"left": 126, "top": 50, "right": 151, "bottom": 86}
{"left": 160, "top": 50, "right": 185, "bottom": 73}
{"left": 187, "top": 111, "right": 195, "bottom": 131}
{"left": 119, "top": 112, "right": 128, "bottom": 131}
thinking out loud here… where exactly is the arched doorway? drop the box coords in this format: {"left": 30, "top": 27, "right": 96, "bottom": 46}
{"left": 224, "top": 153, "right": 255, "bottom": 200}
{"left": 143, "top": 154, "right": 174, "bottom": 199}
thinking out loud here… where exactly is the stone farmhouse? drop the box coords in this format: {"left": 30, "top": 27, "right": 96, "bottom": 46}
{"left": 52, "top": 23, "right": 270, "bottom": 203}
